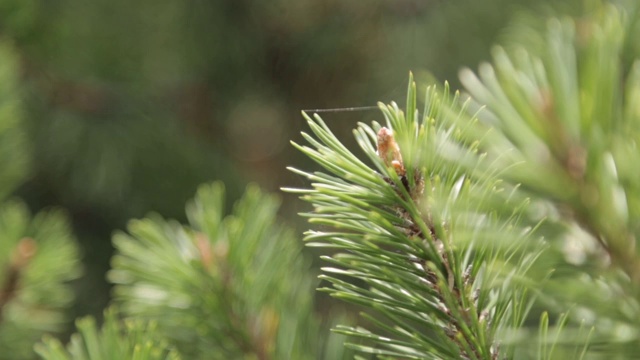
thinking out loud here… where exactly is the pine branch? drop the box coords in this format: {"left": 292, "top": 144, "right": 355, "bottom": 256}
{"left": 460, "top": 3, "right": 640, "bottom": 278}
{"left": 287, "top": 75, "right": 541, "bottom": 359}
{"left": 452, "top": 2, "right": 640, "bottom": 357}
{"left": 0, "top": 201, "right": 81, "bottom": 359}
{"left": 0, "top": 237, "right": 37, "bottom": 325}
{"left": 35, "top": 307, "right": 181, "bottom": 360}
{"left": 108, "top": 182, "right": 335, "bottom": 360}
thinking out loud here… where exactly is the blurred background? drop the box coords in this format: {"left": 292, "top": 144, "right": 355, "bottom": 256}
{"left": 0, "top": 0, "right": 574, "bottom": 328}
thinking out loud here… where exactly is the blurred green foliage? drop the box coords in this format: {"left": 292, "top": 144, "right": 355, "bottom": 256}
{"left": 0, "top": 34, "right": 81, "bottom": 359}
{"left": 0, "top": 40, "right": 28, "bottom": 200}
{"left": 0, "top": 202, "right": 81, "bottom": 359}
{"left": 0, "top": 0, "right": 594, "bottom": 349}
{"left": 108, "top": 183, "right": 330, "bottom": 359}
{"left": 35, "top": 308, "right": 180, "bottom": 360}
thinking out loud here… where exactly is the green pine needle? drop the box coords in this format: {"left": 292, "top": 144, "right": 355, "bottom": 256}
{"left": 288, "top": 72, "right": 540, "bottom": 359}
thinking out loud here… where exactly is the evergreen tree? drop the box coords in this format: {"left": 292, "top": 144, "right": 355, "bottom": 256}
{"left": 19, "top": 1, "right": 640, "bottom": 359}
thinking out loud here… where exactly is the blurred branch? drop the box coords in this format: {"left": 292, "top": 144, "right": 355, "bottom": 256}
{"left": 109, "top": 183, "right": 334, "bottom": 359}
{"left": 36, "top": 307, "right": 182, "bottom": 360}
{"left": 0, "top": 238, "right": 37, "bottom": 324}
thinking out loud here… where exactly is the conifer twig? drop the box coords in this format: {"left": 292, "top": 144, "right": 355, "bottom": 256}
{"left": 287, "top": 77, "right": 535, "bottom": 359}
